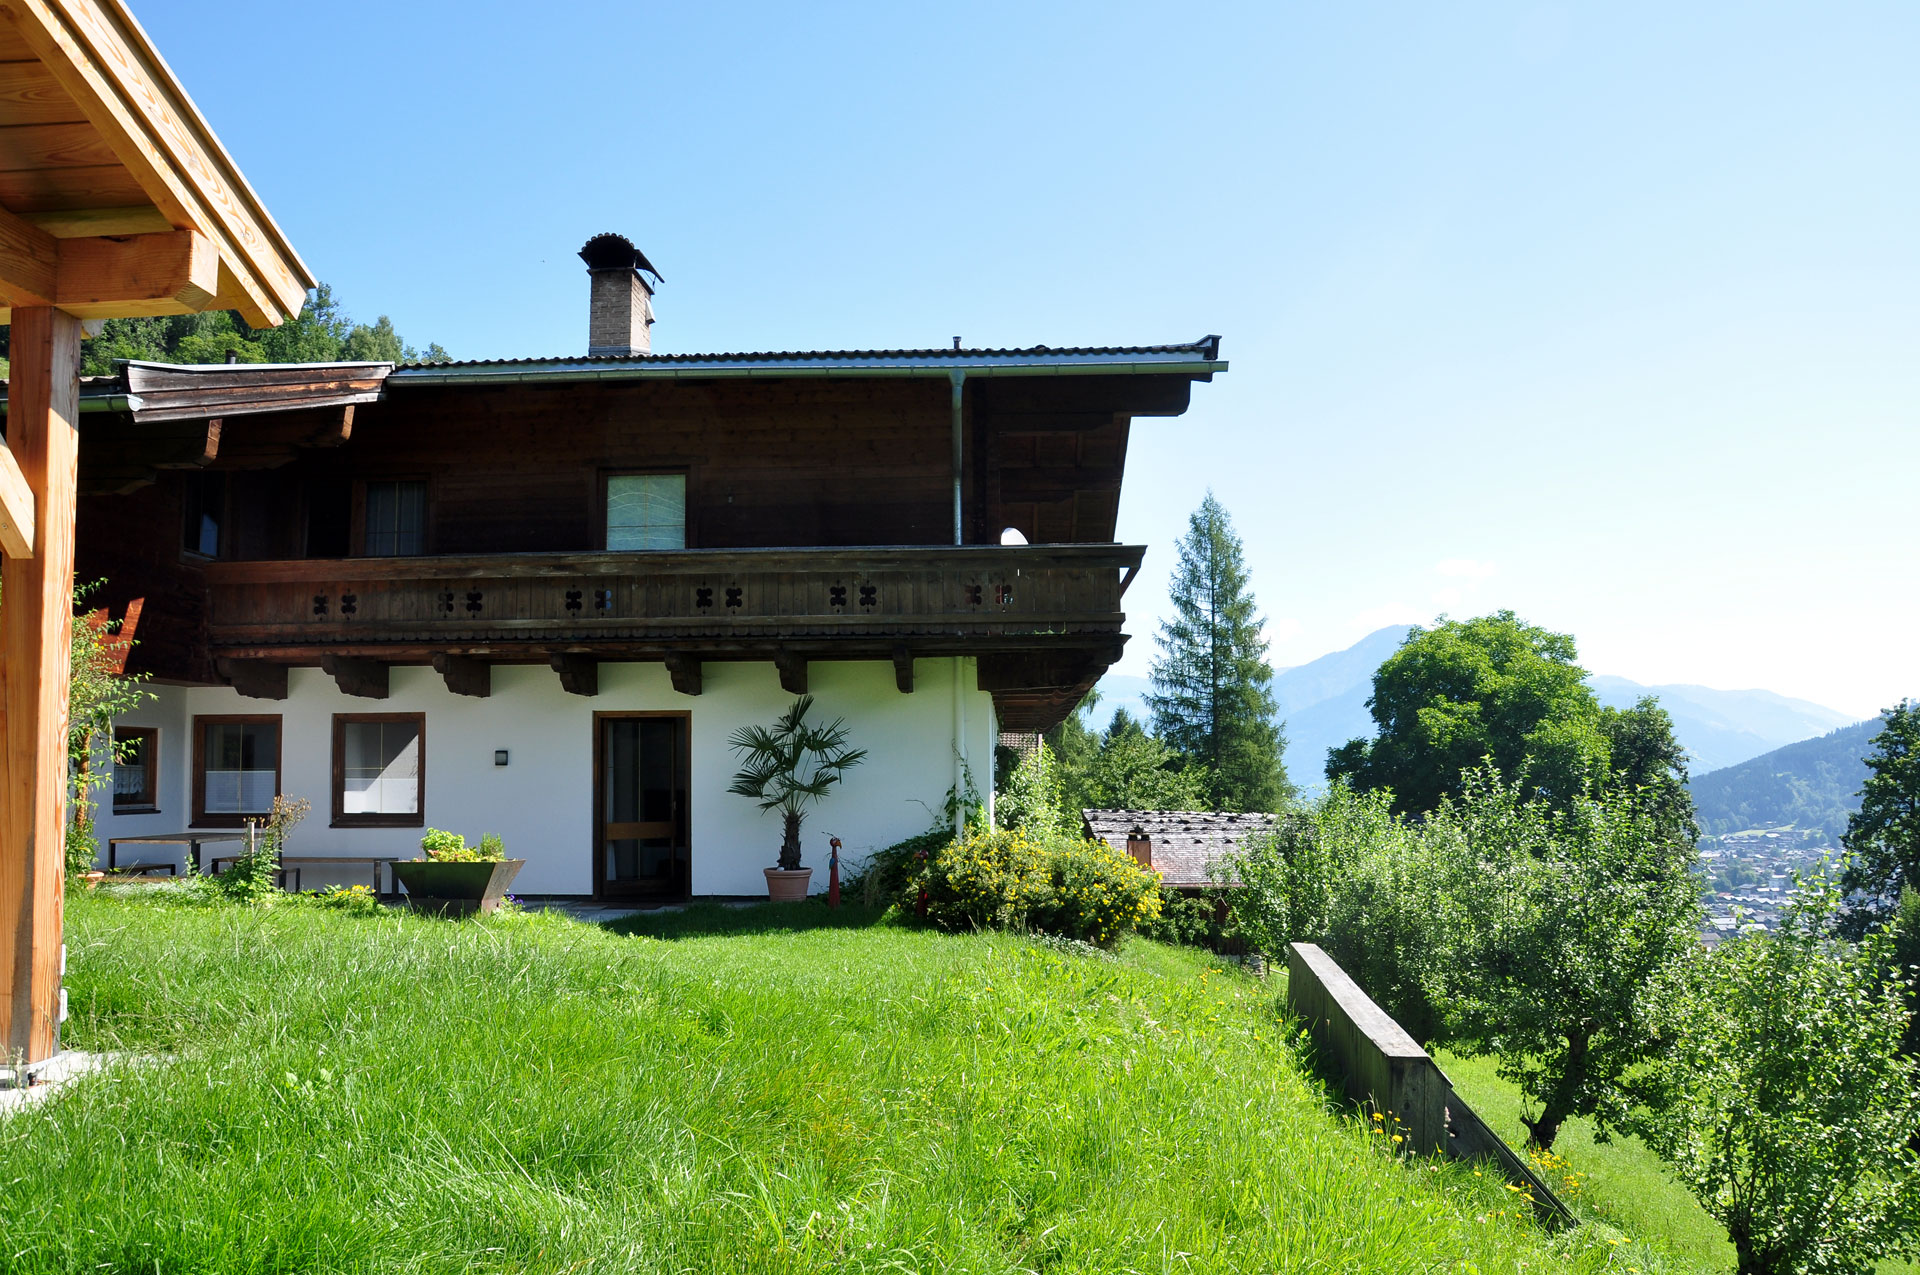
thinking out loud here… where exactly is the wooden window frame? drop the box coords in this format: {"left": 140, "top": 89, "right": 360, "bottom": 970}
{"left": 111, "top": 726, "right": 160, "bottom": 814}
{"left": 331, "top": 712, "right": 427, "bottom": 829}
{"left": 592, "top": 710, "right": 692, "bottom": 901}
{"left": 350, "top": 474, "right": 433, "bottom": 557}
{"left": 191, "top": 714, "right": 282, "bottom": 828}
{"left": 599, "top": 467, "right": 694, "bottom": 551}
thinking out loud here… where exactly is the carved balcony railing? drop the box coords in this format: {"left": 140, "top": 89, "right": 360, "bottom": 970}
{"left": 202, "top": 544, "right": 1145, "bottom": 659}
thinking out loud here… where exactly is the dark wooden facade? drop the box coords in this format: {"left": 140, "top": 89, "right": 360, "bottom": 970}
{"left": 52, "top": 346, "right": 1222, "bottom": 730}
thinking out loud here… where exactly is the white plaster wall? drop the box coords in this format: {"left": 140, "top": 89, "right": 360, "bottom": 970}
{"left": 93, "top": 657, "right": 997, "bottom": 897}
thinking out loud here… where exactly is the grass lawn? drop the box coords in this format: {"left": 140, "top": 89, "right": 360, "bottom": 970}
{"left": 5, "top": 893, "right": 1678, "bottom": 1274}
{"left": 1435, "top": 1050, "right": 1920, "bottom": 1275}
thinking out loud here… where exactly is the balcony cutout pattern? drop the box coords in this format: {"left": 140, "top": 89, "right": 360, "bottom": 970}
{"left": 438, "top": 590, "right": 455, "bottom": 616}
{"left": 859, "top": 584, "right": 877, "bottom": 608}
{"left": 464, "top": 591, "right": 483, "bottom": 615}
{"left": 312, "top": 594, "right": 328, "bottom": 617}
{"left": 565, "top": 589, "right": 583, "bottom": 614}
{"left": 594, "top": 588, "right": 614, "bottom": 614}
{"left": 830, "top": 585, "right": 847, "bottom": 608}
{"left": 965, "top": 584, "right": 982, "bottom": 606}
{"left": 340, "top": 594, "right": 357, "bottom": 616}
{"left": 725, "top": 586, "right": 742, "bottom": 608}
{"left": 695, "top": 586, "right": 713, "bottom": 609}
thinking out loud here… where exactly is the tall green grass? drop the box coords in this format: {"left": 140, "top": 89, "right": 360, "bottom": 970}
{"left": 0, "top": 894, "right": 1675, "bottom": 1272}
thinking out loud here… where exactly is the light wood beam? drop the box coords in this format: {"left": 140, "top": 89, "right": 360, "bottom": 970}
{"left": 0, "top": 442, "right": 34, "bottom": 558}
{"left": 0, "top": 199, "right": 219, "bottom": 317}
{"left": 0, "top": 306, "right": 79, "bottom": 1064}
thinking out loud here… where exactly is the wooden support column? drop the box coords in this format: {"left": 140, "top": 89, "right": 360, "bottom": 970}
{"left": 320, "top": 654, "right": 388, "bottom": 699}
{"left": 893, "top": 645, "right": 914, "bottom": 694}
{"left": 0, "top": 307, "right": 80, "bottom": 1064}
{"left": 432, "top": 654, "right": 490, "bottom": 698}
{"left": 550, "top": 654, "right": 598, "bottom": 697}
{"left": 214, "top": 658, "right": 287, "bottom": 700}
{"left": 774, "top": 649, "right": 808, "bottom": 695}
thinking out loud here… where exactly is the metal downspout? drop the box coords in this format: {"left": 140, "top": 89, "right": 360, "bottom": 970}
{"left": 949, "top": 369, "right": 965, "bottom": 546}
{"left": 954, "top": 656, "right": 967, "bottom": 834}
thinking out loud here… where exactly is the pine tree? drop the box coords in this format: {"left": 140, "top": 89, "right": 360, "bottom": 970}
{"left": 1146, "top": 494, "right": 1290, "bottom": 811}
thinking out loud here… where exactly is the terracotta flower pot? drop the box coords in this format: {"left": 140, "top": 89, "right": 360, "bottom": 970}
{"left": 764, "top": 867, "right": 812, "bottom": 902}
{"left": 393, "top": 858, "right": 524, "bottom": 916}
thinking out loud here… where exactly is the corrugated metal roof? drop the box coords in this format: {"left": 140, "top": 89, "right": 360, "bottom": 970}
{"left": 387, "top": 338, "right": 1225, "bottom": 385}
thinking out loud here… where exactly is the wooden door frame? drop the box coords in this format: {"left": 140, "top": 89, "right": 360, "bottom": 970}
{"left": 590, "top": 711, "right": 691, "bottom": 902}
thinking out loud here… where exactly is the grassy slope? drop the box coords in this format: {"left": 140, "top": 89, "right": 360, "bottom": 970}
{"left": 0, "top": 895, "right": 1664, "bottom": 1275}
{"left": 1436, "top": 1050, "right": 1920, "bottom": 1275}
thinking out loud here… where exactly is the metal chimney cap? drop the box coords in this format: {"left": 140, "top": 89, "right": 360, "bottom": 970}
{"left": 578, "top": 232, "right": 663, "bottom": 283}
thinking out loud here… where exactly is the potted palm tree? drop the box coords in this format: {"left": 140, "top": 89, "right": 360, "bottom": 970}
{"left": 727, "top": 695, "right": 865, "bottom": 901}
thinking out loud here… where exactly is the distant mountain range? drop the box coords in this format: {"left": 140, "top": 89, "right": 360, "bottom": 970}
{"left": 1094, "top": 626, "right": 1863, "bottom": 789}
{"left": 1688, "top": 717, "right": 1886, "bottom": 840}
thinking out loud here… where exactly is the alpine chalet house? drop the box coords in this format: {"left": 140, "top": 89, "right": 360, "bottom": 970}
{"left": 74, "top": 235, "right": 1224, "bottom": 901}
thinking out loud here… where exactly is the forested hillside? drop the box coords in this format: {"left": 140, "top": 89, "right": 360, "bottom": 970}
{"left": 0, "top": 283, "right": 444, "bottom": 378}
{"left": 1687, "top": 716, "right": 1885, "bottom": 838}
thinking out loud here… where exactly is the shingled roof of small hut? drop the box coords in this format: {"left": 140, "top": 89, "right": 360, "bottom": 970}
{"left": 1080, "top": 809, "right": 1280, "bottom": 887}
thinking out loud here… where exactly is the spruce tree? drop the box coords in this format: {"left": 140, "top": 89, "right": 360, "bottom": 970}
{"left": 1146, "top": 494, "right": 1290, "bottom": 811}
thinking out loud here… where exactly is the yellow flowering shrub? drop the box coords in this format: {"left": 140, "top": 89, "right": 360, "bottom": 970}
{"left": 906, "top": 827, "right": 1160, "bottom": 948}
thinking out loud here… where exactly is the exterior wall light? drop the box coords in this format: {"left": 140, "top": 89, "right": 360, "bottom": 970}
{"left": 494, "top": 750, "right": 509, "bottom": 767}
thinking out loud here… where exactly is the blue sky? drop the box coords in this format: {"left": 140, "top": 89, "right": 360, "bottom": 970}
{"left": 149, "top": 1, "right": 1917, "bottom": 718}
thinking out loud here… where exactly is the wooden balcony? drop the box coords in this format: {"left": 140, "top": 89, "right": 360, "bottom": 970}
{"left": 202, "top": 545, "right": 1144, "bottom": 728}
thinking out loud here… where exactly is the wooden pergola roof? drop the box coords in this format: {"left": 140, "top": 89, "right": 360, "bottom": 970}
{"left": 0, "top": 0, "right": 312, "bottom": 326}
{"left": 0, "top": 0, "right": 310, "bottom": 1069}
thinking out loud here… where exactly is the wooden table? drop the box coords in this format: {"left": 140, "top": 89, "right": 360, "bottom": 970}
{"left": 105, "top": 832, "right": 249, "bottom": 876}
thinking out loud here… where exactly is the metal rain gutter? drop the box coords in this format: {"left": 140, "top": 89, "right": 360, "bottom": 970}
{"left": 387, "top": 358, "right": 1226, "bottom": 388}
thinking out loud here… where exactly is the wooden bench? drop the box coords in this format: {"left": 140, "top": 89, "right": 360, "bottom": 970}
{"left": 102, "top": 861, "right": 177, "bottom": 878}
{"left": 207, "top": 855, "right": 399, "bottom": 894}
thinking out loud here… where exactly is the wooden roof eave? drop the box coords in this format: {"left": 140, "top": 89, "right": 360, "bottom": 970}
{"left": 0, "top": 0, "right": 313, "bottom": 328}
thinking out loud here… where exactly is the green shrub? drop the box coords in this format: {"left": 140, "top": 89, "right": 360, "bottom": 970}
{"left": 843, "top": 828, "right": 950, "bottom": 908}
{"left": 1135, "top": 886, "right": 1240, "bottom": 951}
{"left": 905, "top": 826, "right": 1160, "bottom": 948}
{"left": 309, "top": 884, "right": 382, "bottom": 914}
{"left": 1229, "top": 784, "right": 1450, "bottom": 1042}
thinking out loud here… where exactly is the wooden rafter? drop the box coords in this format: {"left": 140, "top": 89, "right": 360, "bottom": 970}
{"left": 0, "top": 441, "right": 34, "bottom": 558}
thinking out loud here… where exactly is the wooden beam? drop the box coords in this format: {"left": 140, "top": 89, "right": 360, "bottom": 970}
{"left": 664, "top": 654, "right": 702, "bottom": 697}
{"left": 432, "top": 653, "right": 490, "bottom": 699}
{"left": 893, "top": 645, "right": 914, "bottom": 694}
{"left": 0, "top": 441, "right": 35, "bottom": 558}
{"left": 774, "top": 649, "right": 807, "bottom": 695}
{"left": 21, "top": 204, "right": 171, "bottom": 238}
{"left": 320, "top": 653, "right": 388, "bottom": 699}
{"left": 0, "top": 200, "right": 59, "bottom": 306}
{"left": 550, "top": 654, "right": 598, "bottom": 697}
{"left": 54, "top": 228, "right": 219, "bottom": 315}
{"left": 214, "top": 657, "right": 286, "bottom": 700}
{"left": 0, "top": 306, "right": 80, "bottom": 1064}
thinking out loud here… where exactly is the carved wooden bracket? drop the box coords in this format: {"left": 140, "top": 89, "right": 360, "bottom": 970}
{"left": 432, "top": 653, "right": 490, "bottom": 698}
{"left": 664, "top": 653, "right": 703, "bottom": 697}
{"left": 320, "top": 653, "right": 389, "bottom": 699}
{"left": 215, "top": 657, "right": 288, "bottom": 701}
{"left": 774, "top": 649, "right": 808, "bottom": 695}
{"left": 550, "top": 653, "right": 598, "bottom": 697}
{"left": 893, "top": 645, "right": 914, "bottom": 694}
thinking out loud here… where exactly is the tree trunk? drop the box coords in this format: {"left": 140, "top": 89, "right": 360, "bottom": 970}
{"left": 778, "top": 811, "right": 804, "bottom": 870}
{"left": 1520, "top": 1030, "right": 1589, "bottom": 1152}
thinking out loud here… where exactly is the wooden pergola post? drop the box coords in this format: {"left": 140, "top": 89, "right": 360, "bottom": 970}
{"left": 0, "top": 0, "right": 313, "bottom": 1067}
{"left": 0, "top": 306, "right": 80, "bottom": 1063}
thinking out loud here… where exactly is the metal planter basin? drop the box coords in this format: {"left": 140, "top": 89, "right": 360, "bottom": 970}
{"left": 392, "top": 859, "right": 524, "bottom": 916}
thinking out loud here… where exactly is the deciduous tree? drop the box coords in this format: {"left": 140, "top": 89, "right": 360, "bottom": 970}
{"left": 1635, "top": 873, "right": 1919, "bottom": 1275}
{"left": 1147, "top": 494, "right": 1290, "bottom": 811}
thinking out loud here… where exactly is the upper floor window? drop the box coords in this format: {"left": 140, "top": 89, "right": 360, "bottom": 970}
{"left": 182, "top": 472, "right": 225, "bottom": 557}
{"left": 363, "top": 480, "right": 427, "bottom": 556}
{"left": 112, "top": 726, "right": 159, "bottom": 813}
{"left": 606, "top": 474, "right": 685, "bottom": 550}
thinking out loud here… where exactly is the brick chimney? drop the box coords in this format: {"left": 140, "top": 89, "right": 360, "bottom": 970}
{"left": 579, "top": 233, "right": 661, "bottom": 357}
